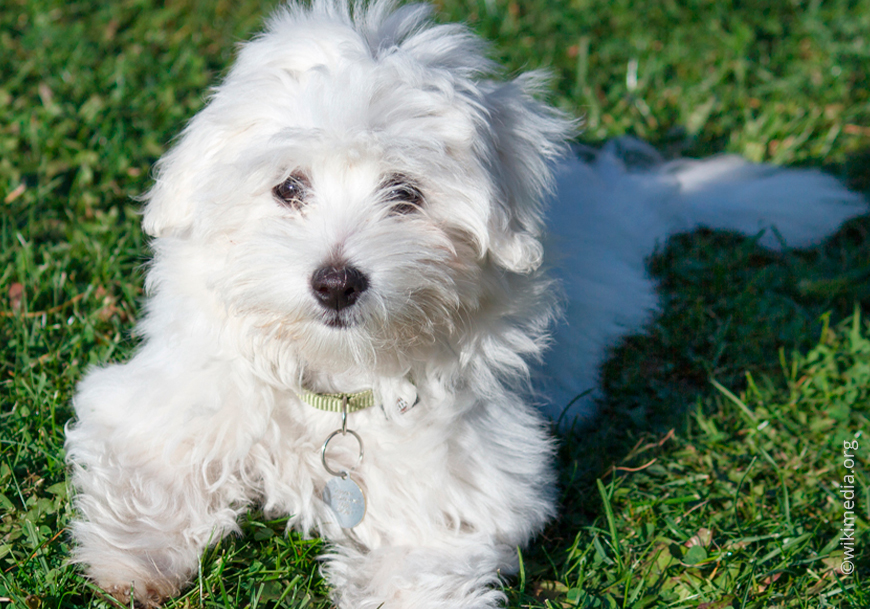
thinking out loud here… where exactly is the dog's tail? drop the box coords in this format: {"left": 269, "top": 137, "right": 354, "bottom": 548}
{"left": 662, "top": 148, "right": 866, "bottom": 250}
{"left": 552, "top": 137, "right": 867, "bottom": 254}
{"left": 539, "top": 137, "right": 866, "bottom": 426}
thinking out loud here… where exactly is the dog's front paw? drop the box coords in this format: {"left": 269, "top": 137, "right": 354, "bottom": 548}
{"left": 81, "top": 555, "right": 184, "bottom": 608}
{"left": 69, "top": 496, "right": 207, "bottom": 608}
{"left": 99, "top": 579, "right": 178, "bottom": 609}
{"left": 325, "top": 543, "right": 514, "bottom": 609}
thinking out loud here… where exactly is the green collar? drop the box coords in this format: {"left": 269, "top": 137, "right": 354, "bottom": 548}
{"left": 297, "top": 388, "right": 376, "bottom": 413}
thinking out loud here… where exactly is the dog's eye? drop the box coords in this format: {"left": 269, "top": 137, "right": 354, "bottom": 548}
{"left": 382, "top": 174, "right": 423, "bottom": 215}
{"left": 273, "top": 172, "right": 310, "bottom": 209}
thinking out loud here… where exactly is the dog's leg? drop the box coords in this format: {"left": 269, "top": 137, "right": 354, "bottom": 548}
{"left": 67, "top": 452, "right": 244, "bottom": 606}
{"left": 324, "top": 540, "right": 518, "bottom": 609}
{"left": 65, "top": 350, "right": 257, "bottom": 606}
{"left": 318, "top": 396, "right": 555, "bottom": 609}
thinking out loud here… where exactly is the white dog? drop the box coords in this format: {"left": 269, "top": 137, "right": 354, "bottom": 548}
{"left": 65, "top": 1, "right": 866, "bottom": 607}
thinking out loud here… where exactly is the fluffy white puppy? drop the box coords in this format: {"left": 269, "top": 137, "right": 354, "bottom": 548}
{"left": 65, "top": 1, "right": 866, "bottom": 607}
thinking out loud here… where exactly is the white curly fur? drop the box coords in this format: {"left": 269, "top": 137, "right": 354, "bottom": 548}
{"left": 65, "top": 1, "right": 866, "bottom": 607}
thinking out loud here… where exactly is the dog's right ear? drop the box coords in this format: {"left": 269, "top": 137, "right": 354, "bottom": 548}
{"left": 141, "top": 123, "right": 216, "bottom": 238}
{"left": 142, "top": 144, "right": 196, "bottom": 238}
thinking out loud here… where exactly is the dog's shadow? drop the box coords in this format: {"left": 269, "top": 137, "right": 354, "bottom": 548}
{"left": 534, "top": 146, "right": 869, "bottom": 577}
{"left": 539, "top": 191, "right": 868, "bottom": 589}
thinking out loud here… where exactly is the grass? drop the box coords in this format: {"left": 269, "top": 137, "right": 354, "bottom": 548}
{"left": 1, "top": 0, "right": 868, "bottom": 607}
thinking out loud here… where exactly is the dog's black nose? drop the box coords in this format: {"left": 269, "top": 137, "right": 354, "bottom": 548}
{"left": 310, "top": 264, "right": 369, "bottom": 311}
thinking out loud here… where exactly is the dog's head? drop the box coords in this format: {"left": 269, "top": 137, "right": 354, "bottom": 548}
{"left": 141, "top": 0, "right": 572, "bottom": 380}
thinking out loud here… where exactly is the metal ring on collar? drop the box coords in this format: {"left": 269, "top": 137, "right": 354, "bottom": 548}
{"left": 321, "top": 428, "right": 364, "bottom": 478}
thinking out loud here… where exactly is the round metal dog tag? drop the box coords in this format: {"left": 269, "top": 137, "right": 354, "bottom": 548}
{"left": 323, "top": 474, "right": 366, "bottom": 529}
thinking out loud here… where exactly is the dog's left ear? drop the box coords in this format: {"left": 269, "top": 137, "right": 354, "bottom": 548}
{"left": 481, "top": 72, "right": 575, "bottom": 273}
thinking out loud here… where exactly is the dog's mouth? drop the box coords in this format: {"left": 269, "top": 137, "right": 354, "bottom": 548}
{"left": 320, "top": 310, "right": 357, "bottom": 329}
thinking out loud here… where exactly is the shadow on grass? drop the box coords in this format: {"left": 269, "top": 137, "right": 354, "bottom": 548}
{"left": 524, "top": 204, "right": 869, "bottom": 587}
